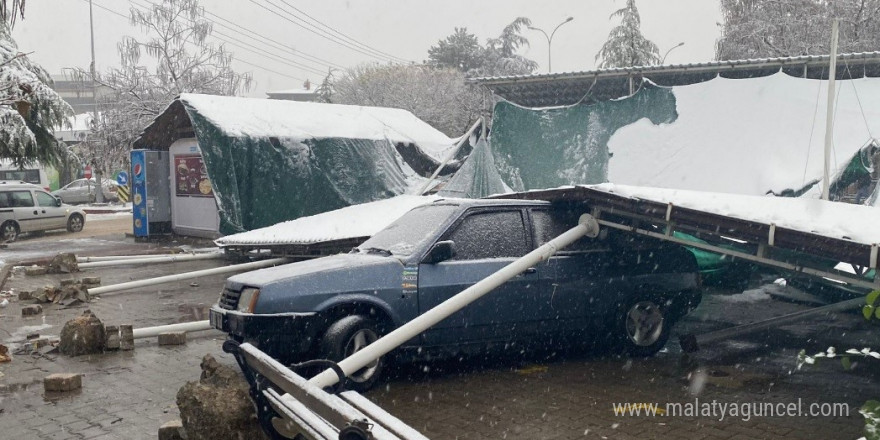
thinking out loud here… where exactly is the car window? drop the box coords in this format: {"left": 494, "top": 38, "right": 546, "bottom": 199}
{"left": 66, "top": 180, "right": 83, "bottom": 189}
{"left": 10, "top": 191, "right": 35, "bottom": 207}
{"left": 531, "top": 209, "right": 599, "bottom": 251}
{"left": 35, "top": 191, "right": 57, "bottom": 207}
{"left": 447, "top": 210, "right": 529, "bottom": 260}
{"left": 0, "top": 192, "right": 9, "bottom": 208}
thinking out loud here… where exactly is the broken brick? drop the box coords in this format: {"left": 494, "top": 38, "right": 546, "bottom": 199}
{"left": 21, "top": 304, "right": 43, "bottom": 316}
{"left": 44, "top": 373, "right": 82, "bottom": 392}
{"left": 158, "top": 419, "right": 186, "bottom": 440}
{"left": 158, "top": 332, "right": 187, "bottom": 346}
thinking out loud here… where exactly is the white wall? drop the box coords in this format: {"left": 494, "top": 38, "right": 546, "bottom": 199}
{"left": 168, "top": 138, "right": 220, "bottom": 237}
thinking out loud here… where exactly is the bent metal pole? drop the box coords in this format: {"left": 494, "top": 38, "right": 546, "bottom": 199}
{"left": 88, "top": 258, "right": 290, "bottom": 296}
{"left": 133, "top": 320, "right": 213, "bottom": 339}
{"left": 309, "top": 214, "right": 600, "bottom": 389}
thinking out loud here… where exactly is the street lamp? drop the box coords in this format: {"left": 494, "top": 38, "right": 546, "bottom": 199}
{"left": 661, "top": 42, "right": 685, "bottom": 65}
{"left": 528, "top": 17, "right": 574, "bottom": 73}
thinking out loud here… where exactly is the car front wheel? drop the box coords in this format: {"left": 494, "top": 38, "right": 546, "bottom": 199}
{"left": 616, "top": 296, "right": 671, "bottom": 357}
{"left": 1, "top": 221, "right": 18, "bottom": 242}
{"left": 319, "top": 315, "right": 384, "bottom": 392}
{"left": 67, "top": 214, "right": 84, "bottom": 233}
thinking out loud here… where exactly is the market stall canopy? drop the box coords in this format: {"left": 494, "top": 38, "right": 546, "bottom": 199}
{"left": 134, "top": 94, "right": 457, "bottom": 235}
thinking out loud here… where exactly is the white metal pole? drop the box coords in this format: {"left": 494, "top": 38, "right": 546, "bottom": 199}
{"left": 133, "top": 320, "right": 213, "bottom": 339}
{"left": 77, "top": 251, "right": 221, "bottom": 262}
{"left": 78, "top": 252, "right": 224, "bottom": 268}
{"left": 88, "top": 258, "right": 289, "bottom": 296}
{"left": 822, "top": 20, "right": 840, "bottom": 200}
{"left": 308, "top": 214, "right": 600, "bottom": 389}
{"left": 417, "top": 118, "right": 483, "bottom": 195}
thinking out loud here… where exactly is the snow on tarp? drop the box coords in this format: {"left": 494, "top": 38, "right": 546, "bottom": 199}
{"left": 178, "top": 94, "right": 456, "bottom": 160}
{"left": 169, "top": 94, "right": 457, "bottom": 235}
{"left": 592, "top": 183, "right": 880, "bottom": 246}
{"left": 216, "top": 195, "right": 439, "bottom": 246}
{"left": 490, "top": 73, "right": 880, "bottom": 198}
{"left": 608, "top": 73, "right": 880, "bottom": 196}
{"left": 438, "top": 137, "right": 512, "bottom": 198}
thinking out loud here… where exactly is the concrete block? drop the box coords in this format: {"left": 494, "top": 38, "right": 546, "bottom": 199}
{"left": 24, "top": 266, "right": 48, "bottom": 276}
{"left": 18, "top": 290, "right": 32, "bottom": 301}
{"left": 44, "top": 373, "right": 82, "bottom": 392}
{"left": 81, "top": 276, "right": 101, "bottom": 285}
{"left": 105, "top": 325, "right": 120, "bottom": 350}
{"left": 59, "top": 279, "right": 76, "bottom": 286}
{"left": 158, "top": 332, "right": 187, "bottom": 346}
{"left": 119, "top": 325, "right": 134, "bottom": 351}
{"left": 21, "top": 304, "right": 43, "bottom": 316}
{"left": 158, "top": 419, "right": 186, "bottom": 440}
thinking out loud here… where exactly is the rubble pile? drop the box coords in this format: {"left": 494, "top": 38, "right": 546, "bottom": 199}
{"left": 47, "top": 253, "right": 79, "bottom": 274}
{"left": 59, "top": 310, "right": 106, "bottom": 356}
{"left": 19, "top": 278, "right": 100, "bottom": 307}
{"left": 175, "top": 354, "right": 268, "bottom": 440}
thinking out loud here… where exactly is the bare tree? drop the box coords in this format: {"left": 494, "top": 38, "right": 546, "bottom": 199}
{"left": 332, "top": 64, "right": 490, "bottom": 137}
{"left": 74, "top": 0, "right": 251, "bottom": 200}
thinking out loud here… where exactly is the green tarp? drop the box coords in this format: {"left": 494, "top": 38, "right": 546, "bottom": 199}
{"left": 437, "top": 138, "right": 510, "bottom": 198}
{"left": 185, "top": 109, "right": 424, "bottom": 235}
{"left": 490, "top": 84, "right": 678, "bottom": 191}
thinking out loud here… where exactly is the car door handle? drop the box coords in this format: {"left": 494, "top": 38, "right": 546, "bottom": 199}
{"left": 33, "top": 210, "right": 38, "bottom": 215}
{"left": 41, "top": 210, "right": 46, "bottom": 214}
{"left": 523, "top": 267, "right": 537, "bottom": 274}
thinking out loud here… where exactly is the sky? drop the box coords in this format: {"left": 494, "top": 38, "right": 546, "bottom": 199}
{"left": 12, "top": 0, "right": 723, "bottom": 97}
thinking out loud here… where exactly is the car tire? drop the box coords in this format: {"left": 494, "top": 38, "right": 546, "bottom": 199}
{"left": 1, "top": 221, "right": 18, "bottom": 242}
{"left": 615, "top": 295, "right": 671, "bottom": 357}
{"left": 67, "top": 214, "right": 84, "bottom": 233}
{"left": 319, "top": 315, "right": 384, "bottom": 392}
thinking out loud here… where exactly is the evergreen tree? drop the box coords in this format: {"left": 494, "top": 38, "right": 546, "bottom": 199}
{"left": 428, "top": 28, "right": 483, "bottom": 73}
{"left": 428, "top": 18, "right": 538, "bottom": 77}
{"left": 595, "top": 0, "right": 660, "bottom": 68}
{"left": 1, "top": 2, "right": 74, "bottom": 167}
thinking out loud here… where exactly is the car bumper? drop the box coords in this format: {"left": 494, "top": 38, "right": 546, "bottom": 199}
{"left": 209, "top": 306, "right": 324, "bottom": 358}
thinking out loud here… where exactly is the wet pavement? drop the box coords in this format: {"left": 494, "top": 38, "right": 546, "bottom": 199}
{"left": 0, "top": 218, "right": 878, "bottom": 439}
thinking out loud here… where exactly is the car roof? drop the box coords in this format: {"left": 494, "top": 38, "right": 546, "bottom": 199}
{"left": 0, "top": 181, "right": 41, "bottom": 190}
{"left": 431, "top": 197, "right": 550, "bottom": 208}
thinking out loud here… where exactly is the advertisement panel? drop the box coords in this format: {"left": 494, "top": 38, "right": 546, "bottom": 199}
{"left": 173, "top": 154, "right": 213, "bottom": 198}
{"left": 131, "top": 150, "right": 149, "bottom": 237}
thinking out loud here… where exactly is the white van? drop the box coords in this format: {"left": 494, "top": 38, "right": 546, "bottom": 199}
{"left": 0, "top": 162, "right": 51, "bottom": 191}
{"left": 0, "top": 181, "right": 87, "bottom": 241}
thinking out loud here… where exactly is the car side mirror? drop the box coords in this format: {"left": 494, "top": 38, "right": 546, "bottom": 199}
{"left": 423, "top": 240, "right": 455, "bottom": 264}
{"left": 54, "top": 197, "right": 62, "bottom": 207}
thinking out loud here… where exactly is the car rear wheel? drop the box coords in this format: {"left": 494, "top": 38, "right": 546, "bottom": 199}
{"left": 1, "top": 221, "right": 18, "bottom": 242}
{"left": 616, "top": 296, "right": 671, "bottom": 357}
{"left": 319, "top": 315, "right": 383, "bottom": 392}
{"left": 67, "top": 214, "right": 84, "bottom": 233}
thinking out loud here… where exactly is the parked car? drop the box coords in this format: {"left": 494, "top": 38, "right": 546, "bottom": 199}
{"left": 0, "top": 181, "right": 87, "bottom": 241}
{"left": 209, "top": 199, "right": 701, "bottom": 390}
{"left": 52, "top": 178, "right": 119, "bottom": 204}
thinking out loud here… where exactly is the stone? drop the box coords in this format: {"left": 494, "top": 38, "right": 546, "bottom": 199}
{"left": 59, "top": 310, "right": 105, "bottom": 356}
{"left": 0, "top": 344, "right": 10, "bottom": 363}
{"left": 105, "top": 325, "right": 120, "bottom": 350}
{"left": 47, "top": 253, "right": 79, "bottom": 274}
{"left": 44, "top": 373, "right": 82, "bottom": 392}
{"left": 158, "top": 419, "right": 186, "bottom": 440}
{"left": 17, "top": 290, "right": 32, "bottom": 301}
{"left": 158, "top": 332, "right": 187, "bottom": 346}
{"left": 81, "top": 276, "right": 101, "bottom": 285}
{"left": 176, "top": 354, "right": 269, "bottom": 440}
{"left": 60, "top": 279, "right": 76, "bottom": 286}
{"left": 21, "top": 304, "right": 42, "bottom": 316}
{"left": 119, "top": 325, "right": 134, "bottom": 351}
{"left": 24, "top": 266, "right": 48, "bottom": 276}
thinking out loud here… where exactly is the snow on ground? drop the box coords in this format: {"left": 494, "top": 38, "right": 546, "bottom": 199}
{"left": 179, "top": 94, "right": 457, "bottom": 160}
{"left": 216, "top": 195, "right": 440, "bottom": 246}
{"left": 714, "top": 287, "right": 773, "bottom": 303}
{"left": 87, "top": 212, "right": 133, "bottom": 222}
{"left": 608, "top": 73, "right": 880, "bottom": 196}
{"left": 593, "top": 183, "right": 880, "bottom": 245}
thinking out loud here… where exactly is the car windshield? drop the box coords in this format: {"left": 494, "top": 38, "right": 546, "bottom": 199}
{"left": 358, "top": 204, "right": 458, "bottom": 257}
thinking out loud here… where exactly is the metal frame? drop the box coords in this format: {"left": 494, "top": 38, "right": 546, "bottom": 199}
{"left": 492, "top": 186, "right": 879, "bottom": 290}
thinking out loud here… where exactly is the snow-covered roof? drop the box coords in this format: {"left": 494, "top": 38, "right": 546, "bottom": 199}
{"left": 607, "top": 72, "right": 880, "bottom": 196}
{"left": 177, "top": 94, "right": 455, "bottom": 161}
{"left": 216, "top": 195, "right": 440, "bottom": 247}
{"left": 592, "top": 183, "right": 880, "bottom": 246}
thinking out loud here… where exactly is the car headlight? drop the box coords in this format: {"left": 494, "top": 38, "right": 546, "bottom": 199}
{"left": 237, "top": 288, "right": 260, "bottom": 313}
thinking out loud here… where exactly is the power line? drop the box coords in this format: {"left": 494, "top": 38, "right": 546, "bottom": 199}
{"left": 250, "top": 0, "right": 401, "bottom": 63}
{"left": 274, "top": 0, "right": 411, "bottom": 63}
{"left": 85, "top": 0, "right": 308, "bottom": 82}
{"left": 201, "top": 8, "right": 347, "bottom": 70}
{"left": 129, "top": 0, "right": 327, "bottom": 77}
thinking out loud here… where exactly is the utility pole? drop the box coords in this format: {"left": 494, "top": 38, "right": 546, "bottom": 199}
{"left": 528, "top": 17, "right": 574, "bottom": 73}
{"left": 89, "top": 0, "right": 104, "bottom": 203}
{"left": 822, "top": 20, "right": 839, "bottom": 201}
{"left": 661, "top": 42, "right": 685, "bottom": 65}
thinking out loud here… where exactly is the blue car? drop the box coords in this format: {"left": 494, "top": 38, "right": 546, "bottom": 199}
{"left": 210, "top": 198, "right": 701, "bottom": 390}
